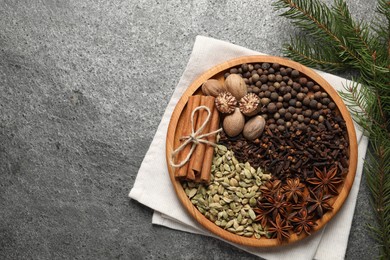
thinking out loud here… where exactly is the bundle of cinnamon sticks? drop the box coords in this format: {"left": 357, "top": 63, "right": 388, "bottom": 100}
{"left": 174, "top": 95, "right": 220, "bottom": 183}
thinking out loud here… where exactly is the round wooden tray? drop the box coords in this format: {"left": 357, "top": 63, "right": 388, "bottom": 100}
{"left": 166, "top": 56, "right": 358, "bottom": 247}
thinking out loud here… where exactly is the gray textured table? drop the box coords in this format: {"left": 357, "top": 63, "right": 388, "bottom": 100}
{"left": 0, "top": 0, "right": 378, "bottom": 259}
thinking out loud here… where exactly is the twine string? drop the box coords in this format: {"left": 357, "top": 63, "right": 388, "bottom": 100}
{"left": 170, "top": 105, "right": 222, "bottom": 168}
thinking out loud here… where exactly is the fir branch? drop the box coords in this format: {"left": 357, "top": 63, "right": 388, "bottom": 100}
{"left": 273, "top": 0, "right": 362, "bottom": 64}
{"left": 282, "top": 37, "right": 346, "bottom": 71}
{"left": 365, "top": 140, "right": 390, "bottom": 259}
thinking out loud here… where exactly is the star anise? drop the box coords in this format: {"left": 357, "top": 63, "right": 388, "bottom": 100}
{"left": 282, "top": 178, "right": 305, "bottom": 203}
{"left": 258, "top": 193, "right": 291, "bottom": 219}
{"left": 253, "top": 207, "right": 270, "bottom": 228}
{"left": 307, "top": 189, "right": 333, "bottom": 218}
{"left": 260, "top": 179, "right": 282, "bottom": 198}
{"left": 307, "top": 166, "right": 343, "bottom": 195}
{"left": 292, "top": 196, "right": 309, "bottom": 210}
{"left": 267, "top": 214, "right": 292, "bottom": 242}
{"left": 290, "top": 208, "right": 318, "bottom": 236}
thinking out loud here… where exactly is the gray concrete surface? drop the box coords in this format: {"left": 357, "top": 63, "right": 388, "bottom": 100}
{"left": 0, "top": 0, "right": 379, "bottom": 259}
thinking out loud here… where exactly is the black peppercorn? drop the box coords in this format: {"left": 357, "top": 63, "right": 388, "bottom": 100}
{"left": 230, "top": 68, "right": 238, "bottom": 74}
{"left": 267, "top": 102, "right": 278, "bottom": 113}
{"left": 328, "top": 102, "right": 336, "bottom": 109}
{"left": 312, "top": 85, "right": 321, "bottom": 91}
{"left": 268, "top": 74, "right": 276, "bottom": 82}
{"left": 309, "top": 99, "right": 318, "bottom": 108}
{"left": 296, "top": 93, "right": 305, "bottom": 101}
{"left": 303, "top": 109, "right": 312, "bottom": 117}
{"left": 283, "top": 93, "right": 292, "bottom": 101}
{"left": 288, "top": 106, "right": 296, "bottom": 114}
{"left": 279, "top": 108, "right": 286, "bottom": 116}
{"left": 277, "top": 118, "right": 285, "bottom": 125}
{"left": 275, "top": 75, "right": 283, "bottom": 82}
{"left": 312, "top": 111, "right": 320, "bottom": 119}
{"left": 277, "top": 125, "right": 286, "bottom": 131}
{"left": 307, "top": 81, "right": 314, "bottom": 88}
{"left": 291, "top": 70, "right": 300, "bottom": 77}
{"left": 292, "top": 82, "right": 301, "bottom": 91}
{"left": 291, "top": 90, "right": 297, "bottom": 97}
{"left": 270, "top": 92, "right": 279, "bottom": 101}
{"left": 261, "top": 97, "right": 271, "bottom": 106}
{"left": 289, "top": 99, "right": 297, "bottom": 107}
{"left": 269, "top": 124, "right": 277, "bottom": 130}
{"left": 252, "top": 73, "right": 260, "bottom": 82}
{"left": 274, "top": 112, "right": 281, "bottom": 120}
{"left": 314, "top": 91, "right": 322, "bottom": 100}
{"left": 272, "top": 63, "right": 280, "bottom": 70}
{"left": 260, "top": 75, "right": 268, "bottom": 83}
{"left": 262, "top": 63, "right": 271, "bottom": 70}
{"left": 303, "top": 97, "right": 311, "bottom": 106}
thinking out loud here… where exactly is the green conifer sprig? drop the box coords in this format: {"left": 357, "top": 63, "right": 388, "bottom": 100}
{"left": 273, "top": 0, "right": 390, "bottom": 258}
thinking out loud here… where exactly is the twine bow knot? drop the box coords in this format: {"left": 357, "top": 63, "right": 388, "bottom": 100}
{"left": 170, "top": 105, "right": 222, "bottom": 168}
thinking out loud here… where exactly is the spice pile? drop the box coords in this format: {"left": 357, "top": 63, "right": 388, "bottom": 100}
{"left": 180, "top": 62, "right": 350, "bottom": 242}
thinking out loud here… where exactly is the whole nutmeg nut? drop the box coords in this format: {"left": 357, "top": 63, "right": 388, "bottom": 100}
{"left": 215, "top": 91, "right": 237, "bottom": 114}
{"left": 224, "top": 74, "right": 247, "bottom": 100}
{"left": 239, "top": 93, "right": 261, "bottom": 117}
{"left": 223, "top": 107, "right": 245, "bottom": 137}
{"left": 201, "top": 79, "right": 226, "bottom": 97}
{"left": 242, "top": 116, "right": 266, "bottom": 141}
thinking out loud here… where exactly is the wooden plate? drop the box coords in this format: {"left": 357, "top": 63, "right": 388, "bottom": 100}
{"left": 165, "top": 56, "right": 358, "bottom": 247}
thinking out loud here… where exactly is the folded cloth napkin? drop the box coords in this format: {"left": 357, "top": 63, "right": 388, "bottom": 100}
{"left": 129, "top": 35, "right": 369, "bottom": 260}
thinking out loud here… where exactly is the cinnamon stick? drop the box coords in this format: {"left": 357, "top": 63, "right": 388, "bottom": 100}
{"left": 200, "top": 105, "right": 220, "bottom": 183}
{"left": 174, "top": 95, "right": 201, "bottom": 178}
{"left": 187, "top": 96, "right": 215, "bottom": 180}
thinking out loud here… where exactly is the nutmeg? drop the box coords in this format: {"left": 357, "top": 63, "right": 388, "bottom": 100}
{"left": 224, "top": 74, "right": 247, "bottom": 100}
{"left": 223, "top": 107, "right": 245, "bottom": 137}
{"left": 242, "top": 116, "right": 265, "bottom": 141}
{"left": 201, "top": 79, "right": 226, "bottom": 97}
{"left": 215, "top": 91, "right": 237, "bottom": 114}
{"left": 239, "top": 93, "right": 261, "bottom": 116}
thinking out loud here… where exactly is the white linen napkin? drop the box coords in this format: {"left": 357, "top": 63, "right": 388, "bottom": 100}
{"left": 129, "top": 35, "right": 369, "bottom": 260}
